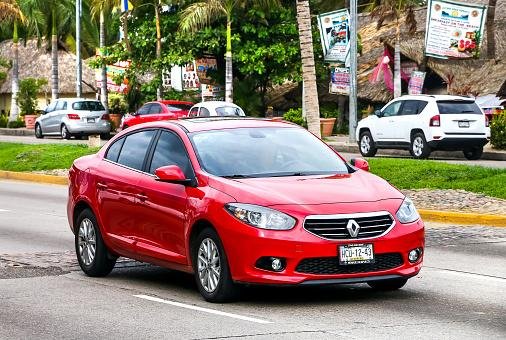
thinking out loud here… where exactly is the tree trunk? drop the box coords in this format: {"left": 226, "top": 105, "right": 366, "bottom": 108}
{"left": 486, "top": 0, "right": 496, "bottom": 59}
{"left": 51, "top": 9, "right": 59, "bottom": 101}
{"left": 155, "top": 3, "right": 163, "bottom": 100}
{"left": 225, "top": 17, "right": 233, "bottom": 103}
{"left": 296, "top": 0, "right": 320, "bottom": 138}
{"left": 9, "top": 20, "right": 19, "bottom": 122}
{"left": 393, "top": 24, "right": 401, "bottom": 98}
{"left": 337, "top": 95, "right": 346, "bottom": 132}
{"left": 122, "top": 12, "right": 131, "bottom": 52}
{"left": 100, "top": 10, "right": 108, "bottom": 111}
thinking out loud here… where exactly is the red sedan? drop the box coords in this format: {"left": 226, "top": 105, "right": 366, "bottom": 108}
{"left": 120, "top": 100, "right": 193, "bottom": 129}
{"left": 67, "top": 118, "right": 424, "bottom": 302}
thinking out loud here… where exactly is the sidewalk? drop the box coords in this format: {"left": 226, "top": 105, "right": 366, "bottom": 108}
{"left": 326, "top": 135, "right": 506, "bottom": 161}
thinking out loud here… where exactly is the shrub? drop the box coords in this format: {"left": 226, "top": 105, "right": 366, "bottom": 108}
{"left": 0, "top": 114, "right": 8, "bottom": 128}
{"left": 16, "top": 78, "right": 47, "bottom": 116}
{"left": 490, "top": 112, "right": 506, "bottom": 150}
{"left": 108, "top": 93, "right": 128, "bottom": 115}
{"left": 7, "top": 118, "right": 25, "bottom": 128}
{"left": 283, "top": 108, "right": 305, "bottom": 126}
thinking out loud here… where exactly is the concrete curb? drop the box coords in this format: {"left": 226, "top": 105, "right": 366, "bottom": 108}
{"left": 1, "top": 170, "right": 505, "bottom": 227}
{"left": 0, "top": 128, "right": 34, "bottom": 136}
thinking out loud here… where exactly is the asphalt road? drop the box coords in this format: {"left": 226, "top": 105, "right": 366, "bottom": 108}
{"left": 1, "top": 180, "right": 505, "bottom": 339}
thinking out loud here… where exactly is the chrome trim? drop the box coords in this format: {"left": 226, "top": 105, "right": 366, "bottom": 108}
{"left": 303, "top": 211, "right": 396, "bottom": 241}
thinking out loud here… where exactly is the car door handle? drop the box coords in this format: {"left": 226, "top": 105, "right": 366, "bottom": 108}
{"left": 135, "top": 193, "right": 148, "bottom": 202}
{"left": 97, "top": 182, "right": 108, "bottom": 190}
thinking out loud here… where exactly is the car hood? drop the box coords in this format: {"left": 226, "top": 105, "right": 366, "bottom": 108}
{"left": 208, "top": 170, "right": 404, "bottom": 206}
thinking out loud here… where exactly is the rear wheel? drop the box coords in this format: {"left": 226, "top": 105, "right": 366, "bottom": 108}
{"left": 463, "top": 146, "right": 483, "bottom": 160}
{"left": 34, "top": 123, "right": 43, "bottom": 139}
{"left": 61, "top": 124, "right": 71, "bottom": 140}
{"left": 192, "top": 228, "right": 240, "bottom": 302}
{"left": 359, "top": 131, "right": 377, "bottom": 157}
{"left": 75, "top": 209, "right": 116, "bottom": 277}
{"left": 410, "top": 133, "right": 431, "bottom": 159}
{"left": 367, "top": 278, "right": 408, "bottom": 291}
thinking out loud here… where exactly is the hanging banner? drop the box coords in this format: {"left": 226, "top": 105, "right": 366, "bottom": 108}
{"left": 424, "top": 0, "right": 486, "bottom": 59}
{"left": 408, "top": 71, "right": 426, "bottom": 95}
{"left": 182, "top": 61, "right": 200, "bottom": 90}
{"left": 317, "top": 9, "right": 350, "bottom": 63}
{"left": 195, "top": 56, "right": 218, "bottom": 84}
{"left": 330, "top": 67, "right": 350, "bottom": 95}
{"left": 95, "top": 51, "right": 131, "bottom": 94}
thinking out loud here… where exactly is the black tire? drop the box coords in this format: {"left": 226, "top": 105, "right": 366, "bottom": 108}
{"left": 367, "top": 278, "right": 408, "bottom": 291}
{"left": 410, "top": 132, "right": 431, "bottom": 159}
{"left": 61, "top": 124, "right": 71, "bottom": 140}
{"left": 34, "top": 123, "right": 44, "bottom": 139}
{"left": 100, "top": 132, "right": 111, "bottom": 140}
{"left": 358, "top": 131, "right": 377, "bottom": 157}
{"left": 75, "top": 209, "right": 116, "bottom": 277}
{"left": 463, "top": 146, "right": 483, "bottom": 160}
{"left": 192, "top": 228, "right": 240, "bottom": 302}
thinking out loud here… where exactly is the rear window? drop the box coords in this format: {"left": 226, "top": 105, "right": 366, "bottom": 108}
{"left": 215, "top": 106, "right": 245, "bottom": 116}
{"left": 72, "top": 101, "right": 105, "bottom": 111}
{"left": 166, "top": 104, "right": 193, "bottom": 111}
{"left": 437, "top": 101, "right": 482, "bottom": 115}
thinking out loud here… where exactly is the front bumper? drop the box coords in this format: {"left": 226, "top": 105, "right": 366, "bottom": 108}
{"left": 216, "top": 203, "right": 425, "bottom": 285}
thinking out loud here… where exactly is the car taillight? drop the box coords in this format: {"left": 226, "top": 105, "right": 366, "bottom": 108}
{"left": 67, "top": 113, "right": 80, "bottom": 120}
{"left": 485, "top": 115, "right": 490, "bottom": 127}
{"left": 101, "top": 114, "right": 110, "bottom": 120}
{"left": 429, "top": 115, "right": 440, "bottom": 127}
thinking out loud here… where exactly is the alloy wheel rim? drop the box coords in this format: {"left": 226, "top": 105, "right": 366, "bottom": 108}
{"left": 197, "top": 238, "right": 221, "bottom": 293}
{"left": 413, "top": 137, "right": 423, "bottom": 156}
{"left": 36, "top": 125, "right": 41, "bottom": 136}
{"left": 360, "top": 135, "right": 370, "bottom": 153}
{"left": 62, "top": 126, "right": 67, "bottom": 138}
{"left": 78, "top": 218, "right": 97, "bottom": 266}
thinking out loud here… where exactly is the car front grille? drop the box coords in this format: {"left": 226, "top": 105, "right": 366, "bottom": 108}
{"left": 295, "top": 253, "right": 404, "bottom": 275}
{"left": 304, "top": 212, "right": 394, "bottom": 240}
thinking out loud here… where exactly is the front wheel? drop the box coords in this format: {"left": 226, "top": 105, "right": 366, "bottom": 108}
{"left": 463, "top": 146, "right": 483, "bottom": 160}
{"left": 410, "top": 133, "right": 431, "bottom": 159}
{"left": 359, "top": 131, "right": 377, "bottom": 157}
{"left": 367, "top": 278, "right": 408, "bottom": 291}
{"left": 35, "top": 123, "right": 44, "bottom": 139}
{"left": 193, "top": 228, "right": 240, "bottom": 302}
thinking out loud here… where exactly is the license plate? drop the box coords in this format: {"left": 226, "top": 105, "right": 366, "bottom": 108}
{"left": 339, "top": 244, "right": 374, "bottom": 265}
{"left": 458, "top": 121, "right": 469, "bottom": 128}
{"left": 87, "top": 118, "right": 95, "bottom": 123}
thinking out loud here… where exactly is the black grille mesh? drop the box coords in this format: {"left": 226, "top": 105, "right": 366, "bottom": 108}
{"left": 304, "top": 214, "right": 394, "bottom": 240}
{"left": 295, "top": 253, "right": 404, "bottom": 275}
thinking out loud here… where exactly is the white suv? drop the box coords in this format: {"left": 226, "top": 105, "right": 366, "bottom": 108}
{"left": 356, "top": 95, "right": 490, "bottom": 160}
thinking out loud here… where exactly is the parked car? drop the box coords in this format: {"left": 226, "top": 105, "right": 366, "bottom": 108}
{"left": 121, "top": 100, "right": 194, "bottom": 129}
{"left": 68, "top": 118, "right": 424, "bottom": 302}
{"left": 188, "top": 101, "right": 246, "bottom": 117}
{"left": 356, "top": 95, "right": 490, "bottom": 160}
{"left": 35, "top": 98, "right": 111, "bottom": 139}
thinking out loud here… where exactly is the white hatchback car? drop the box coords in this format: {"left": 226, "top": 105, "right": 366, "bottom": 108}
{"left": 187, "top": 101, "right": 246, "bottom": 117}
{"left": 356, "top": 95, "right": 490, "bottom": 160}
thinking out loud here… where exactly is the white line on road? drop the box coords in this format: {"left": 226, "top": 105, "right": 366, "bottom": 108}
{"left": 426, "top": 266, "right": 506, "bottom": 282}
{"left": 0, "top": 209, "right": 10, "bottom": 212}
{"left": 134, "top": 294, "right": 272, "bottom": 324}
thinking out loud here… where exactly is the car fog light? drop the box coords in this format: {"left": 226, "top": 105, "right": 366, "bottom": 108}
{"left": 271, "top": 258, "right": 282, "bottom": 271}
{"left": 255, "top": 256, "right": 286, "bottom": 272}
{"left": 408, "top": 248, "right": 423, "bottom": 263}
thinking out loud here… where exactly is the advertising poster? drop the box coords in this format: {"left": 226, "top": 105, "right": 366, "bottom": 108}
{"left": 195, "top": 56, "right": 218, "bottom": 84}
{"left": 201, "top": 84, "right": 224, "bottom": 101}
{"left": 95, "top": 59, "right": 131, "bottom": 94}
{"left": 408, "top": 71, "right": 426, "bottom": 95}
{"left": 330, "top": 67, "right": 350, "bottom": 95}
{"left": 317, "top": 9, "right": 350, "bottom": 63}
{"left": 182, "top": 61, "right": 200, "bottom": 90}
{"left": 424, "top": 0, "right": 486, "bottom": 59}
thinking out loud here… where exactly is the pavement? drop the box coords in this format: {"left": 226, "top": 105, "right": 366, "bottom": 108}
{"left": 0, "top": 180, "right": 505, "bottom": 339}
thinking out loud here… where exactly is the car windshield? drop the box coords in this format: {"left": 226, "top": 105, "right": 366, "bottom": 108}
{"left": 190, "top": 127, "right": 349, "bottom": 178}
{"left": 166, "top": 103, "right": 193, "bottom": 111}
{"left": 72, "top": 101, "right": 105, "bottom": 111}
{"left": 215, "top": 106, "right": 245, "bottom": 116}
{"left": 437, "top": 101, "right": 482, "bottom": 114}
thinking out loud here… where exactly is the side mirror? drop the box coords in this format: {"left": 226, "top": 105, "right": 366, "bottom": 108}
{"left": 154, "top": 165, "right": 192, "bottom": 185}
{"left": 350, "top": 158, "right": 369, "bottom": 172}
{"left": 374, "top": 109, "right": 382, "bottom": 117}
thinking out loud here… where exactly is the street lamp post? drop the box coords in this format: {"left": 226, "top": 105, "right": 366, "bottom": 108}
{"left": 76, "top": 0, "right": 82, "bottom": 98}
{"left": 348, "top": 0, "right": 358, "bottom": 143}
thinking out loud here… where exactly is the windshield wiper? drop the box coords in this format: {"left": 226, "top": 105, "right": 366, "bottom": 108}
{"left": 222, "top": 174, "right": 252, "bottom": 179}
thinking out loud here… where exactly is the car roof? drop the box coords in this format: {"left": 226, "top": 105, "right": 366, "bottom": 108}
{"left": 192, "top": 101, "right": 242, "bottom": 109}
{"left": 54, "top": 98, "right": 101, "bottom": 102}
{"left": 139, "top": 117, "right": 296, "bottom": 133}
{"left": 156, "top": 100, "right": 194, "bottom": 105}
{"left": 394, "top": 94, "right": 475, "bottom": 102}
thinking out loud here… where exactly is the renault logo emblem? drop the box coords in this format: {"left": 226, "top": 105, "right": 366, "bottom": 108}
{"left": 346, "top": 219, "right": 361, "bottom": 238}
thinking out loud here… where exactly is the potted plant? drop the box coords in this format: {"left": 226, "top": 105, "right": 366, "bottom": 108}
{"left": 108, "top": 92, "right": 128, "bottom": 131}
{"left": 16, "top": 78, "right": 47, "bottom": 129}
{"left": 320, "top": 105, "right": 339, "bottom": 137}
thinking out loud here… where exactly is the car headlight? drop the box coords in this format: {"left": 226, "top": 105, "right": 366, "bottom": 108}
{"left": 396, "top": 197, "right": 420, "bottom": 224}
{"left": 225, "top": 203, "right": 296, "bottom": 230}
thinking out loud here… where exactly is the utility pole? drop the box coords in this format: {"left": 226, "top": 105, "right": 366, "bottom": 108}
{"left": 76, "top": 0, "right": 82, "bottom": 98}
{"left": 348, "top": 0, "right": 358, "bottom": 143}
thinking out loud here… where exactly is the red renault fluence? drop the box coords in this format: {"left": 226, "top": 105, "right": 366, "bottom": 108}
{"left": 67, "top": 118, "right": 424, "bottom": 302}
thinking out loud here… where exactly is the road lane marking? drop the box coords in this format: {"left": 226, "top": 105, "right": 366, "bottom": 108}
{"left": 0, "top": 209, "right": 10, "bottom": 212}
{"left": 134, "top": 294, "right": 272, "bottom": 324}
{"left": 425, "top": 266, "right": 506, "bottom": 282}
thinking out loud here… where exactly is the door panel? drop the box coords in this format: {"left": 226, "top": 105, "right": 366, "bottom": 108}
{"left": 375, "top": 101, "right": 402, "bottom": 141}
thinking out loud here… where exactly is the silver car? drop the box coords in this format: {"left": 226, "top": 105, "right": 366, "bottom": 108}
{"left": 35, "top": 98, "right": 111, "bottom": 139}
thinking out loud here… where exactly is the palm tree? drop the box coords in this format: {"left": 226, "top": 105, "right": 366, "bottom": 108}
{"left": 369, "top": 0, "right": 418, "bottom": 98}
{"left": 296, "top": 0, "right": 320, "bottom": 138}
{"left": 486, "top": 0, "right": 496, "bottom": 59}
{"left": 179, "top": 0, "right": 279, "bottom": 103}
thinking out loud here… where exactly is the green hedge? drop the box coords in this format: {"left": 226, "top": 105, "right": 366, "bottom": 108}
{"left": 490, "top": 112, "right": 506, "bottom": 150}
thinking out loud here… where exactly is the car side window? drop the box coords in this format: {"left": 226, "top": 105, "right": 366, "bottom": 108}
{"left": 149, "top": 131, "right": 193, "bottom": 178}
{"left": 149, "top": 104, "right": 162, "bottom": 114}
{"left": 382, "top": 101, "right": 402, "bottom": 117}
{"left": 117, "top": 130, "right": 156, "bottom": 171}
{"left": 417, "top": 101, "right": 428, "bottom": 113}
{"left": 189, "top": 107, "right": 199, "bottom": 117}
{"left": 199, "top": 107, "right": 211, "bottom": 117}
{"left": 55, "top": 101, "right": 65, "bottom": 111}
{"left": 400, "top": 100, "right": 419, "bottom": 115}
{"left": 137, "top": 104, "right": 152, "bottom": 115}
{"left": 105, "top": 137, "right": 125, "bottom": 163}
{"left": 45, "top": 101, "right": 57, "bottom": 113}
